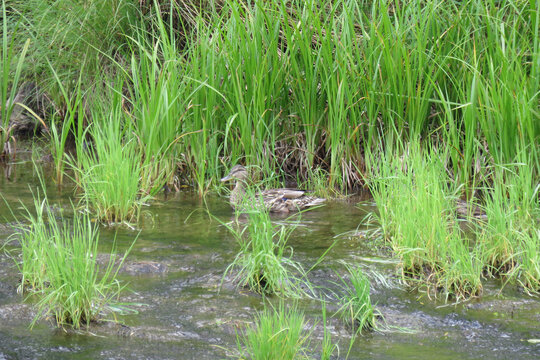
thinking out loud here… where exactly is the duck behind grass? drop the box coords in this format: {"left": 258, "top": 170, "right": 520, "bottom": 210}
{"left": 220, "top": 165, "right": 326, "bottom": 213}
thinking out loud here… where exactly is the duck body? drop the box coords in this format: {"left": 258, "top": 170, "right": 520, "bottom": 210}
{"left": 221, "top": 165, "right": 326, "bottom": 213}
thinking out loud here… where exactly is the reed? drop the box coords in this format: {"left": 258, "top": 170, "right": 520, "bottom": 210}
{"left": 124, "top": 11, "right": 187, "bottom": 192}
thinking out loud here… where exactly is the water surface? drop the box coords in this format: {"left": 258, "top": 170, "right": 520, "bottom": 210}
{"left": 1, "top": 159, "right": 539, "bottom": 359}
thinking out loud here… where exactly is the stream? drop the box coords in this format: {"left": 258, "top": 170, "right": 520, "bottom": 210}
{"left": 0, "top": 157, "right": 539, "bottom": 359}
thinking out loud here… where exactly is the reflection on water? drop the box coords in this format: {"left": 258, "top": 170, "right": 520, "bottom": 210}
{"left": 1, "top": 160, "right": 539, "bottom": 359}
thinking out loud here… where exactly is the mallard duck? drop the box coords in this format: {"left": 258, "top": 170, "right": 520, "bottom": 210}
{"left": 220, "top": 165, "right": 326, "bottom": 213}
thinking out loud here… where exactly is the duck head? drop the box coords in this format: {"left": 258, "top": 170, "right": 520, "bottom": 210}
{"left": 221, "top": 165, "right": 249, "bottom": 182}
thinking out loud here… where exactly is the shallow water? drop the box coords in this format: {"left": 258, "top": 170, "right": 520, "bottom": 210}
{"left": 1, "top": 158, "right": 539, "bottom": 359}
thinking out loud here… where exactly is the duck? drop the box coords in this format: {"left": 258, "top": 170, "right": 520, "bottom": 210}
{"left": 220, "top": 165, "right": 326, "bottom": 213}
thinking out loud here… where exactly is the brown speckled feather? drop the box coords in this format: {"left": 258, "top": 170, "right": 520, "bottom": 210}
{"left": 221, "top": 165, "right": 326, "bottom": 212}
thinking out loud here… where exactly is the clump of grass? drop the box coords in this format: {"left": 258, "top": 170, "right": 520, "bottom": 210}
{"left": 334, "top": 263, "right": 376, "bottom": 334}
{"left": 70, "top": 82, "right": 155, "bottom": 224}
{"left": 13, "top": 193, "right": 49, "bottom": 291}
{"left": 32, "top": 211, "right": 132, "bottom": 328}
{"left": 517, "top": 228, "right": 540, "bottom": 293}
{"left": 366, "top": 144, "right": 483, "bottom": 301}
{"left": 478, "top": 158, "right": 540, "bottom": 293}
{"left": 221, "top": 192, "right": 313, "bottom": 298}
{"left": 235, "top": 303, "right": 310, "bottom": 360}
{"left": 13, "top": 190, "right": 134, "bottom": 329}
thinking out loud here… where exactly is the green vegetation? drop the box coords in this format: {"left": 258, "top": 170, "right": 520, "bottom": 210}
{"left": 235, "top": 304, "right": 310, "bottom": 360}
{"left": 2, "top": 2, "right": 539, "bottom": 355}
{"left": 222, "top": 193, "right": 313, "bottom": 297}
{"left": 70, "top": 82, "right": 155, "bottom": 224}
{"left": 334, "top": 263, "right": 376, "bottom": 334}
{"left": 478, "top": 159, "right": 540, "bottom": 293}
{"left": 1, "top": 0, "right": 534, "bottom": 191}
{"left": 13, "top": 191, "right": 134, "bottom": 329}
{"left": 320, "top": 300, "right": 338, "bottom": 360}
{"left": 366, "top": 144, "right": 484, "bottom": 300}
{"left": 1, "top": 0, "right": 538, "bottom": 303}
{"left": 0, "top": 1, "right": 29, "bottom": 160}
{"left": 14, "top": 193, "right": 49, "bottom": 291}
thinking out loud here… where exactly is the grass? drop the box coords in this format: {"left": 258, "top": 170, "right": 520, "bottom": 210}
{"left": 235, "top": 303, "right": 310, "bottom": 360}
{"left": 334, "top": 263, "right": 376, "bottom": 334}
{"left": 517, "top": 228, "right": 540, "bottom": 294}
{"left": 320, "top": 300, "right": 338, "bottom": 360}
{"left": 70, "top": 81, "right": 155, "bottom": 224}
{"left": 47, "top": 64, "right": 85, "bottom": 185}
{"left": 221, "top": 190, "right": 313, "bottom": 298}
{"left": 0, "top": 0, "right": 30, "bottom": 161}
{"left": 12, "top": 188, "right": 135, "bottom": 329}
{"left": 2, "top": 0, "right": 538, "bottom": 299}
{"left": 12, "top": 193, "right": 49, "bottom": 291}
{"left": 477, "top": 157, "right": 540, "bottom": 293}
{"left": 366, "top": 143, "right": 484, "bottom": 301}
{"left": 2, "top": 0, "right": 537, "bottom": 192}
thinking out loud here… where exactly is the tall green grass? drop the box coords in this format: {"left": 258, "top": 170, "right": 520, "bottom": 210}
{"left": 70, "top": 82, "right": 155, "bottom": 224}
{"left": 8, "top": 0, "right": 136, "bottom": 102}
{"left": 6, "top": 0, "right": 538, "bottom": 193}
{"left": 478, "top": 156, "right": 540, "bottom": 293}
{"left": 366, "top": 144, "right": 483, "bottom": 300}
{"left": 0, "top": 0, "right": 29, "bottom": 160}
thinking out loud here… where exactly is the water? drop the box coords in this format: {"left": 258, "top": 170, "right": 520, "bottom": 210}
{"left": 1, "top": 158, "right": 539, "bottom": 359}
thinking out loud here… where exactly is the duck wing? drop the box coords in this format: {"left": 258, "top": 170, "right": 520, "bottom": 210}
{"left": 260, "top": 188, "right": 307, "bottom": 200}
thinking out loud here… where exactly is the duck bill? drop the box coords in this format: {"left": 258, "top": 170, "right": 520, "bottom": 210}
{"left": 220, "top": 174, "right": 232, "bottom": 182}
